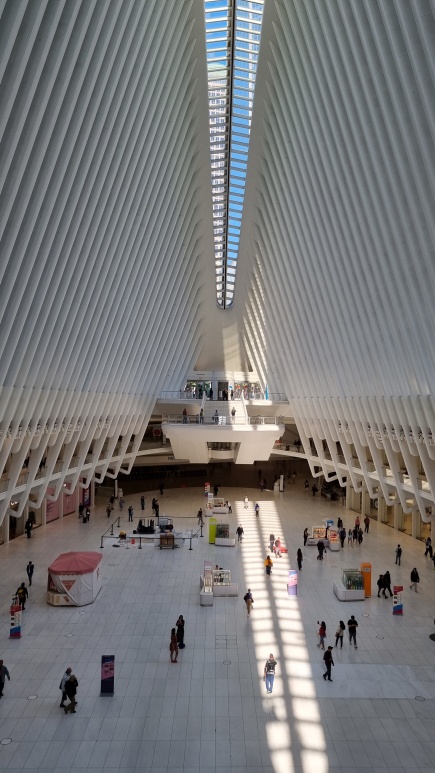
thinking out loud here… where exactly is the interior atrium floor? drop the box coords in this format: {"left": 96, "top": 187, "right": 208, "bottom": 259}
{"left": 0, "top": 482, "right": 434, "bottom": 773}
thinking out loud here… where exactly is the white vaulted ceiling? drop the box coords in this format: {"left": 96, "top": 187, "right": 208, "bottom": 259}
{"left": 0, "top": 0, "right": 434, "bottom": 524}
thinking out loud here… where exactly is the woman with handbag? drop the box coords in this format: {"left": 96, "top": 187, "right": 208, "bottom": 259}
{"left": 335, "top": 621, "right": 345, "bottom": 648}
{"left": 317, "top": 621, "right": 327, "bottom": 650}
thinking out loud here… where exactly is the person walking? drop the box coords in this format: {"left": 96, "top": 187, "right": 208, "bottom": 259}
{"left": 304, "top": 480, "right": 309, "bottom": 494}
{"left": 170, "top": 628, "right": 178, "bottom": 663}
{"left": 335, "top": 621, "right": 345, "bottom": 648}
{"left": 383, "top": 570, "right": 393, "bottom": 597}
{"left": 128, "top": 505, "right": 134, "bottom": 522}
{"left": 64, "top": 674, "right": 78, "bottom": 713}
{"left": 264, "top": 555, "right": 273, "bottom": 577}
{"left": 317, "top": 621, "right": 327, "bottom": 650}
{"left": 244, "top": 496, "right": 249, "bottom": 509}
{"left": 269, "top": 533, "right": 275, "bottom": 552}
{"left": 197, "top": 508, "right": 204, "bottom": 526}
{"left": 59, "top": 666, "right": 72, "bottom": 707}
{"left": 303, "top": 528, "right": 309, "bottom": 547}
{"left": 255, "top": 502, "right": 260, "bottom": 517}
{"left": 357, "top": 528, "right": 363, "bottom": 546}
{"left": 106, "top": 504, "right": 111, "bottom": 518}
{"left": 263, "top": 653, "right": 277, "bottom": 694}
{"left": 159, "top": 482, "right": 164, "bottom": 496}
{"left": 26, "top": 561, "right": 34, "bottom": 587}
{"left": 312, "top": 484, "right": 318, "bottom": 496}
{"left": 244, "top": 589, "right": 254, "bottom": 616}
{"left": 339, "top": 527, "right": 346, "bottom": 548}
{"left": 140, "top": 495, "right": 145, "bottom": 510}
{"left": 176, "top": 615, "right": 185, "bottom": 649}
{"left": 323, "top": 646, "right": 334, "bottom": 681}
{"left": 291, "top": 471, "right": 296, "bottom": 484}
{"left": 209, "top": 387, "right": 213, "bottom": 401}
{"left": 25, "top": 519, "right": 32, "bottom": 538}
{"left": 274, "top": 537, "right": 282, "bottom": 557}
{"left": 410, "top": 567, "right": 420, "bottom": 592}
{"left": 231, "top": 407, "right": 236, "bottom": 423}
{"left": 199, "top": 408, "right": 204, "bottom": 424}
{"left": 119, "top": 497, "right": 125, "bottom": 511}
{"left": 347, "top": 528, "right": 353, "bottom": 546}
{"left": 377, "top": 574, "right": 386, "bottom": 598}
{"left": 16, "top": 582, "right": 28, "bottom": 610}
{"left": 236, "top": 525, "right": 244, "bottom": 542}
{"left": 317, "top": 540, "right": 325, "bottom": 560}
{"left": 348, "top": 615, "right": 358, "bottom": 648}
{"left": 424, "top": 537, "right": 433, "bottom": 557}
{"left": 297, "top": 548, "right": 303, "bottom": 570}
{"left": 364, "top": 515, "right": 370, "bottom": 533}
{"left": 0, "top": 661, "right": 11, "bottom": 697}
{"left": 395, "top": 544, "right": 402, "bottom": 565}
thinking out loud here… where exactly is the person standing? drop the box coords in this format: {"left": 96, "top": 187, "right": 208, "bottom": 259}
{"left": 25, "top": 519, "right": 32, "bottom": 538}
{"left": 291, "top": 471, "right": 296, "bottom": 484}
{"left": 106, "top": 504, "right": 111, "bottom": 518}
{"left": 209, "top": 387, "right": 213, "bottom": 400}
{"left": 304, "top": 480, "right": 309, "bottom": 494}
{"left": 364, "top": 516, "right": 370, "bottom": 533}
{"left": 231, "top": 407, "right": 236, "bottom": 423}
{"left": 297, "top": 549, "right": 303, "bottom": 570}
{"left": 128, "top": 505, "right": 134, "bottom": 522}
{"left": 16, "top": 582, "right": 28, "bottom": 610}
{"left": 323, "top": 647, "right": 334, "bottom": 681}
{"left": 410, "top": 567, "right": 420, "bottom": 592}
{"left": 335, "top": 621, "right": 345, "bottom": 648}
{"left": 26, "top": 561, "right": 34, "bottom": 587}
{"left": 357, "top": 528, "right": 363, "bottom": 546}
{"left": 140, "top": 496, "right": 145, "bottom": 510}
{"left": 64, "top": 674, "right": 78, "bottom": 713}
{"left": 348, "top": 615, "right": 358, "bottom": 648}
{"left": 236, "top": 525, "right": 244, "bottom": 542}
{"left": 312, "top": 484, "right": 318, "bottom": 496}
{"left": 119, "top": 497, "right": 125, "bottom": 511}
{"left": 59, "top": 666, "right": 72, "bottom": 707}
{"left": 263, "top": 653, "right": 277, "bottom": 694}
{"left": 199, "top": 408, "right": 204, "bottom": 424}
{"left": 424, "top": 537, "right": 433, "bottom": 557}
{"left": 395, "top": 544, "right": 402, "bottom": 565}
{"left": 198, "top": 508, "right": 204, "bottom": 526}
{"left": 317, "top": 540, "right": 325, "bottom": 560}
{"left": 244, "top": 496, "right": 248, "bottom": 509}
{"left": 347, "top": 528, "right": 353, "bottom": 546}
{"left": 339, "top": 527, "right": 346, "bottom": 548}
{"left": 0, "top": 661, "right": 11, "bottom": 697}
{"left": 78, "top": 503, "right": 84, "bottom": 519}
{"left": 244, "top": 589, "right": 254, "bottom": 616}
{"left": 274, "top": 537, "right": 282, "bottom": 557}
{"left": 255, "top": 503, "right": 260, "bottom": 517}
{"left": 303, "top": 528, "right": 308, "bottom": 547}
{"left": 317, "top": 621, "right": 326, "bottom": 650}
{"left": 264, "top": 555, "right": 273, "bottom": 577}
{"left": 159, "top": 482, "right": 164, "bottom": 495}
{"left": 170, "top": 628, "right": 178, "bottom": 663}
{"left": 176, "top": 615, "right": 185, "bottom": 649}
{"left": 269, "top": 533, "right": 275, "bottom": 552}
{"left": 383, "top": 570, "right": 393, "bottom": 597}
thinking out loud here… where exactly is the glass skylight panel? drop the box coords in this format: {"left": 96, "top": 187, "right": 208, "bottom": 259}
{"left": 205, "top": 0, "right": 264, "bottom": 308}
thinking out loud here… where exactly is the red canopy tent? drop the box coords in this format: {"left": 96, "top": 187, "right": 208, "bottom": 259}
{"left": 47, "top": 551, "right": 102, "bottom": 606}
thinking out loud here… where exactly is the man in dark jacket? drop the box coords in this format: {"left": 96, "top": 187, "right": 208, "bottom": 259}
{"left": 410, "top": 568, "right": 420, "bottom": 592}
{"left": 64, "top": 674, "right": 78, "bottom": 713}
{"left": 323, "top": 647, "right": 334, "bottom": 681}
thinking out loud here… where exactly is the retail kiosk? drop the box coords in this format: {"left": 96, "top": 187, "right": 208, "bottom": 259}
{"left": 333, "top": 569, "right": 365, "bottom": 601}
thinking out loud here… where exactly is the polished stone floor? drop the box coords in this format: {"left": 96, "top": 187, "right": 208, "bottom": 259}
{"left": 0, "top": 481, "right": 434, "bottom": 773}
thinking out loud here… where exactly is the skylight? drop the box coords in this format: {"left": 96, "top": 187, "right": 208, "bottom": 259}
{"left": 204, "top": 0, "right": 264, "bottom": 308}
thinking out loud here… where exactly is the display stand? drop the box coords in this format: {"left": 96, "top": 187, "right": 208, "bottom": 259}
{"left": 328, "top": 530, "right": 341, "bottom": 551}
{"left": 333, "top": 569, "right": 365, "bottom": 601}
{"left": 214, "top": 523, "right": 235, "bottom": 547}
{"left": 307, "top": 526, "right": 329, "bottom": 546}
{"left": 212, "top": 568, "right": 238, "bottom": 597}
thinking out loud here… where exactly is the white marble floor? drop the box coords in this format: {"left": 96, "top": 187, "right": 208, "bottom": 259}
{"left": 0, "top": 482, "right": 434, "bottom": 773}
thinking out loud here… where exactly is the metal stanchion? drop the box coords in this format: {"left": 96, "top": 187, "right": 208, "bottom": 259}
{"left": 110, "top": 523, "right": 114, "bottom": 535}
{"left": 138, "top": 537, "right": 142, "bottom": 549}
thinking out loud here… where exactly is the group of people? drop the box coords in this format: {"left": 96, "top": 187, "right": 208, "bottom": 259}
{"left": 318, "top": 616, "right": 359, "bottom": 681}
{"left": 170, "top": 616, "right": 185, "bottom": 663}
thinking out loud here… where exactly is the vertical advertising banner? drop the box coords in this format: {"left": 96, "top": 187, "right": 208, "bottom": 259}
{"left": 100, "top": 655, "right": 115, "bottom": 695}
{"left": 393, "top": 585, "right": 403, "bottom": 615}
{"left": 287, "top": 570, "right": 298, "bottom": 596}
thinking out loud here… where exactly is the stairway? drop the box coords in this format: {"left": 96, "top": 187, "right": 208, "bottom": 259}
{"left": 202, "top": 399, "right": 246, "bottom": 425}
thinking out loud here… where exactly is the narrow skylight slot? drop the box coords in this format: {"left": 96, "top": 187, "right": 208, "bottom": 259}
{"left": 204, "top": 0, "right": 264, "bottom": 308}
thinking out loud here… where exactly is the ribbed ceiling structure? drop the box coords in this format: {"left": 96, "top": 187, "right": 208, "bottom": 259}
{"left": 0, "top": 0, "right": 434, "bottom": 526}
